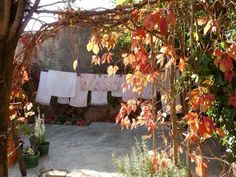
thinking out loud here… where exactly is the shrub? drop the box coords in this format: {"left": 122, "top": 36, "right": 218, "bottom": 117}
{"left": 113, "top": 139, "right": 188, "bottom": 177}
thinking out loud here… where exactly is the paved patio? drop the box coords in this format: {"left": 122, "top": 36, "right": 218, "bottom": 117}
{"left": 8, "top": 123, "right": 224, "bottom": 177}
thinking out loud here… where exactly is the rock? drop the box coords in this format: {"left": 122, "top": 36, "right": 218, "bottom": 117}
{"left": 45, "top": 170, "right": 68, "bottom": 177}
{"left": 63, "top": 121, "right": 72, "bottom": 125}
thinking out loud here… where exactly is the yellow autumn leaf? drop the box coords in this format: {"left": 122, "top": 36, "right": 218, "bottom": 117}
{"left": 126, "top": 74, "right": 133, "bottom": 84}
{"left": 73, "top": 59, "right": 78, "bottom": 71}
{"left": 204, "top": 19, "right": 213, "bottom": 35}
{"left": 92, "top": 43, "right": 100, "bottom": 54}
{"left": 107, "top": 65, "right": 119, "bottom": 76}
{"left": 86, "top": 42, "right": 93, "bottom": 51}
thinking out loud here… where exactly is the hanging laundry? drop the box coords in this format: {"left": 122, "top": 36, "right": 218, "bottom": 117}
{"left": 90, "top": 91, "right": 108, "bottom": 105}
{"left": 122, "top": 87, "right": 138, "bottom": 102}
{"left": 80, "top": 73, "right": 97, "bottom": 91}
{"left": 57, "top": 97, "right": 70, "bottom": 104}
{"left": 69, "top": 77, "right": 88, "bottom": 107}
{"left": 158, "top": 68, "right": 182, "bottom": 114}
{"left": 140, "top": 84, "right": 152, "bottom": 99}
{"left": 35, "top": 71, "right": 51, "bottom": 105}
{"left": 47, "top": 70, "right": 77, "bottom": 97}
{"left": 100, "top": 74, "right": 119, "bottom": 91}
{"left": 122, "top": 75, "right": 138, "bottom": 102}
{"left": 111, "top": 75, "right": 123, "bottom": 97}
{"left": 80, "top": 73, "right": 119, "bottom": 91}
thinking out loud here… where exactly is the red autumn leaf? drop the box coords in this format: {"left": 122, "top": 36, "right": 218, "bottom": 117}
{"left": 198, "top": 123, "right": 207, "bottom": 137}
{"left": 159, "top": 16, "right": 168, "bottom": 36}
{"left": 132, "top": 28, "right": 146, "bottom": 39}
{"left": 135, "top": 47, "right": 147, "bottom": 65}
{"left": 186, "top": 133, "right": 200, "bottom": 144}
{"left": 225, "top": 71, "right": 236, "bottom": 82}
{"left": 144, "top": 11, "right": 161, "bottom": 30}
{"left": 141, "top": 63, "right": 151, "bottom": 74}
{"left": 212, "top": 19, "right": 220, "bottom": 33}
{"left": 101, "top": 52, "right": 113, "bottom": 64}
{"left": 228, "top": 94, "right": 236, "bottom": 108}
{"left": 199, "top": 117, "right": 214, "bottom": 139}
{"left": 201, "top": 93, "right": 215, "bottom": 112}
{"left": 213, "top": 49, "right": 223, "bottom": 58}
{"left": 219, "top": 57, "right": 233, "bottom": 72}
{"left": 226, "top": 43, "right": 236, "bottom": 61}
{"left": 184, "top": 112, "right": 199, "bottom": 121}
{"left": 147, "top": 121, "right": 157, "bottom": 135}
{"left": 151, "top": 156, "right": 159, "bottom": 173}
{"left": 91, "top": 55, "right": 101, "bottom": 65}
{"left": 131, "top": 9, "right": 139, "bottom": 22}
{"left": 214, "top": 57, "right": 221, "bottom": 67}
{"left": 179, "top": 57, "right": 186, "bottom": 72}
{"left": 216, "top": 128, "right": 225, "bottom": 137}
{"left": 161, "top": 160, "right": 167, "bottom": 169}
{"left": 167, "top": 11, "right": 176, "bottom": 27}
{"left": 131, "top": 38, "right": 141, "bottom": 50}
{"left": 116, "top": 112, "right": 122, "bottom": 124}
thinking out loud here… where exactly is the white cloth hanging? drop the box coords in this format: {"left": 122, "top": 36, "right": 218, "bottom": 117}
{"left": 57, "top": 97, "right": 70, "bottom": 104}
{"left": 80, "top": 73, "right": 97, "bottom": 91}
{"left": 158, "top": 68, "right": 182, "bottom": 114}
{"left": 69, "top": 77, "right": 88, "bottom": 107}
{"left": 47, "top": 70, "right": 77, "bottom": 97}
{"left": 141, "top": 84, "right": 152, "bottom": 99}
{"left": 111, "top": 75, "right": 123, "bottom": 97}
{"left": 122, "top": 87, "right": 138, "bottom": 102}
{"left": 101, "top": 74, "right": 119, "bottom": 91}
{"left": 35, "top": 71, "right": 51, "bottom": 105}
{"left": 91, "top": 91, "right": 108, "bottom": 105}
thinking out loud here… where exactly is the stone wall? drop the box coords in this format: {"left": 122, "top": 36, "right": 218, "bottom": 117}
{"left": 35, "top": 24, "right": 109, "bottom": 74}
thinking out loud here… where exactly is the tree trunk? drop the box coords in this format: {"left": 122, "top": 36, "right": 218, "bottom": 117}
{"left": 0, "top": 38, "right": 17, "bottom": 177}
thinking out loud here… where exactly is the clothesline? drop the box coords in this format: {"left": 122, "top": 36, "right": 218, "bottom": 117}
{"left": 35, "top": 70, "right": 181, "bottom": 114}
{"left": 35, "top": 70, "right": 152, "bottom": 106}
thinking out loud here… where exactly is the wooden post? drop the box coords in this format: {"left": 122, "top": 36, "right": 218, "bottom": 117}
{"left": 170, "top": 64, "right": 178, "bottom": 165}
{"left": 12, "top": 121, "right": 26, "bottom": 177}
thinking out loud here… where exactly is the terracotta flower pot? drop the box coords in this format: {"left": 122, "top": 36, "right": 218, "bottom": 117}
{"left": 7, "top": 135, "right": 17, "bottom": 167}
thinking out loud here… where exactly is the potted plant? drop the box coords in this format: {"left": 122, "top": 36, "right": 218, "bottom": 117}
{"left": 23, "top": 147, "right": 39, "bottom": 168}
{"left": 32, "top": 107, "right": 50, "bottom": 156}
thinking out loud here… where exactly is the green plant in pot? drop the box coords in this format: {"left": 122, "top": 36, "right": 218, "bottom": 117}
{"left": 23, "top": 147, "right": 39, "bottom": 168}
{"left": 33, "top": 107, "right": 50, "bottom": 157}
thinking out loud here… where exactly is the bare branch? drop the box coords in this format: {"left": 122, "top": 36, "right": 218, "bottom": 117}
{"left": 20, "top": 0, "right": 41, "bottom": 33}
{"left": 37, "top": 1, "right": 67, "bottom": 9}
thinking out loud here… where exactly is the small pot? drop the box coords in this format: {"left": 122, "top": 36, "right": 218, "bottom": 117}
{"left": 38, "top": 141, "right": 50, "bottom": 156}
{"left": 23, "top": 152, "right": 39, "bottom": 168}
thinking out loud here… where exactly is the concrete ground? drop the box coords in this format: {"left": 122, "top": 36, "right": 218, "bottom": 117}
{"left": 8, "top": 123, "right": 225, "bottom": 177}
{"left": 9, "top": 123, "right": 151, "bottom": 177}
